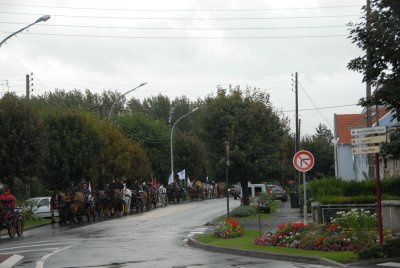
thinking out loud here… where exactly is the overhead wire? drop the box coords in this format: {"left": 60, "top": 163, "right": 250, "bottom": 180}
{"left": 0, "top": 11, "right": 361, "bottom": 21}
{"left": 0, "top": 31, "right": 347, "bottom": 39}
{"left": 0, "top": 3, "right": 363, "bottom": 12}
{"left": 298, "top": 80, "right": 334, "bottom": 129}
{"left": 0, "top": 22, "right": 349, "bottom": 31}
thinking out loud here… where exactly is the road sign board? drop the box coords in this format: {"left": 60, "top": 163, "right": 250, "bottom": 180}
{"left": 351, "top": 135, "right": 387, "bottom": 145}
{"left": 293, "top": 150, "right": 315, "bottom": 172}
{"left": 352, "top": 146, "right": 380, "bottom": 155}
{"left": 350, "top": 126, "right": 387, "bottom": 137}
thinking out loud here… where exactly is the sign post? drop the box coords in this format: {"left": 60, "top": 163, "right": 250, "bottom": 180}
{"left": 351, "top": 126, "right": 386, "bottom": 245}
{"left": 293, "top": 150, "right": 315, "bottom": 224}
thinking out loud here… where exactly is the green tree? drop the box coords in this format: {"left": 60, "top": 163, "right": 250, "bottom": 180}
{"left": 0, "top": 93, "right": 45, "bottom": 192}
{"left": 174, "top": 130, "right": 208, "bottom": 181}
{"left": 200, "top": 88, "right": 290, "bottom": 204}
{"left": 301, "top": 124, "right": 334, "bottom": 178}
{"left": 94, "top": 121, "right": 151, "bottom": 188}
{"left": 116, "top": 114, "right": 170, "bottom": 185}
{"left": 348, "top": 0, "right": 400, "bottom": 158}
{"left": 43, "top": 111, "right": 103, "bottom": 190}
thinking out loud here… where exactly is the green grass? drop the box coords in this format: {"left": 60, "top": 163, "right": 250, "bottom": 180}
{"left": 24, "top": 217, "right": 52, "bottom": 228}
{"left": 195, "top": 230, "right": 358, "bottom": 264}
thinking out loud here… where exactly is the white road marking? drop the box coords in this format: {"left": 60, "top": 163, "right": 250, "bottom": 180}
{"left": 378, "top": 262, "right": 400, "bottom": 267}
{"left": 35, "top": 243, "right": 79, "bottom": 268}
{"left": 1, "top": 247, "right": 60, "bottom": 254}
{"left": 0, "top": 242, "right": 77, "bottom": 251}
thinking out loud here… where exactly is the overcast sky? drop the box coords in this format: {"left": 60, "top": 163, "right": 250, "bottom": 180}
{"left": 0, "top": 0, "right": 367, "bottom": 136}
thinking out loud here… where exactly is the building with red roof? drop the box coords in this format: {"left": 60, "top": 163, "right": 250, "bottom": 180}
{"left": 334, "top": 107, "right": 398, "bottom": 180}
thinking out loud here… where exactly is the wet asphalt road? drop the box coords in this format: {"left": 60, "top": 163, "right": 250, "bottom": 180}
{"left": 0, "top": 198, "right": 334, "bottom": 268}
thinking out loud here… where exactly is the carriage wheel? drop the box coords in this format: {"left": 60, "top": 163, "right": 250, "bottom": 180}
{"left": 8, "top": 218, "right": 16, "bottom": 238}
{"left": 16, "top": 216, "right": 24, "bottom": 236}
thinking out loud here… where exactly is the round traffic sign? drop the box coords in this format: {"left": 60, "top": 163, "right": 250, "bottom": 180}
{"left": 293, "top": 150, "right": 315, "bottom": 172}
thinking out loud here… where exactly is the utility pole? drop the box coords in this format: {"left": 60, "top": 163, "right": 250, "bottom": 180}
{"left": 25, "top": 74, "right": 30, "bottom": 100}
{"left": 295, "top": 73, "right": 300, "bottom": 184}
{"left": 366, "top": 0, "right": 374, "bottom": 179}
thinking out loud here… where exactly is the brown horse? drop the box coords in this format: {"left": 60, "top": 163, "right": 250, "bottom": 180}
{"left": 68, "top": 191, "right": 85, "bottom": 223}
{"left": 112, "top": 189, "right": 125, "bottom": 217}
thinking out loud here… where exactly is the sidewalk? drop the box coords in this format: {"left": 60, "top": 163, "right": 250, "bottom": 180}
{"left": 240, "top": 200, "right": 303, "bottom": 232}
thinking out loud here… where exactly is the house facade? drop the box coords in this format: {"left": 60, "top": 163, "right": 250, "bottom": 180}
{"left": 334, "top": 108, "right": 398, "bottom": 181}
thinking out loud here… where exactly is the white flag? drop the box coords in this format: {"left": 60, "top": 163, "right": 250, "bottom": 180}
{"left": 177, "top": 169, "right": 186, "bottom": 181}
{"left": 187, "top": 177, "right": 192, "bottom": 187}
{"left": 88, "top": 181, "right": 93, "bottom": 201}
{"left": 168, "top": 174, "right": 174, "bottom": 185}
{"left": 206, "top": 176, "right": 209, "bottom": 182}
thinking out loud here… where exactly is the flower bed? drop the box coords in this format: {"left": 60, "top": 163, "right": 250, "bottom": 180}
{"left": 214, "top": 217, "right": 244, "bottom": 239}
{"left": 255, "top": 221, "right": 367, "bottom": 251}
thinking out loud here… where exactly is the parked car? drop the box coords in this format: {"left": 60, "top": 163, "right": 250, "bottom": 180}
{"left": 23, "top": 197, "right": 58, "bottom": 218}
{"left": 266, "top": 185, "right": 288, "bottom": 202}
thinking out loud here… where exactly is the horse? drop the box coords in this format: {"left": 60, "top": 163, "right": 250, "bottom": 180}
{"left": 166, "top": 181, "right": 185, "bottom": 203}
{"left": 68, "top": 191, "right": 85, "bottom": 223}
{"left": 122, "top": 187, "right": 132, "bottom": 215}
{"left": 130, "top": 188, "right": 145, "bottom": 213}
{"left": 217, "top": 182, "right": 226, "bottom": 198}
{"left": 156, "top": 185, "right": 167, "bottom": 207}
{"left": 109, "top": 189, "right": 124, "bottom": 217}
{"left": 144, "top": 186, "right": 157, "bottom": 210}
{"left": 95, "top": 190, "right": 112, "bottom": 217}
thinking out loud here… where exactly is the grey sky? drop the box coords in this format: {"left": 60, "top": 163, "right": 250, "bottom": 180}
{"left": 0, "top": 0, "right": 366, "bottom": 136}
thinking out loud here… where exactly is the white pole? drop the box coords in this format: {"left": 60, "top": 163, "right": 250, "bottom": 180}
{"left": 303, "top": 172, "right": 307, "bottom": 224}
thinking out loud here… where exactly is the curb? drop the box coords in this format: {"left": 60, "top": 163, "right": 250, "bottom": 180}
{"left": 187, "top": 237, "right": 347, "bottom": 267}
{"left": 0, "top": 254, "right": 24, "bottom": 268}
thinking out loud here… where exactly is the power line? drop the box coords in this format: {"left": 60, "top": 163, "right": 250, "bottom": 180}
{"left": 0, "top": 11, "right": 360, "bottom": 20}
{"left": 0, "top": 3, "right": 363, "bottom": 12}
{"left": 283, "top": 103, "right": 358, "bottom": 112}
{"left": 298, "top": 81, "right": 334, "bottom": 129}
{"left": 0, "top": 31, "right": 347, "bottom": 39}
{"left": 0, "top": 21, "right": 349, "bottom": 31}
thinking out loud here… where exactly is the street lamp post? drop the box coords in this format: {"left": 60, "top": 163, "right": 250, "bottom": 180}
{"left": 225, "top": 141, "right": 230, "bottom": 217}
{"left": 0, "top": 15, "right": 51, "bottom": 47}
{"left": 170, "top": 107, "right": 199, "bottom": 182}
{"left": 108, "top": 82, "right": 147, "bottom": 119}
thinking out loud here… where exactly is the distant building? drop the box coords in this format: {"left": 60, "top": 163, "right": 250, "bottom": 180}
{"left": 333, "top": 107, "right": 399, "bottom": 180}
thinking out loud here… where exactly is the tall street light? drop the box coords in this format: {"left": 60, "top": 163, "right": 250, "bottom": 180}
{"left": 0, "top": 15, "right": 51, "bottom": 47}
{"left": 170, "top": 107, "right": 199, "bottom": 182}
{"left": 108, "top": 82, "right": 147, "bottom": 119}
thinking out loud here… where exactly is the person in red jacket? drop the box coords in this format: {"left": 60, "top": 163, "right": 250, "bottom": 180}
{"left": 0, "top": 188, "right": 17, "bottom": 208}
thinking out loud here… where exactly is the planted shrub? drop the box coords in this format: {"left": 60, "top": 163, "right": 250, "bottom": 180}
{"left": 230, "top": 206, "right": 257, "bottom": 217}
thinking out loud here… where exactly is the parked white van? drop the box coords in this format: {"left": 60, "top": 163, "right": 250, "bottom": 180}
{"left": 247, "top": 182, "right": 267, "bottom": 197}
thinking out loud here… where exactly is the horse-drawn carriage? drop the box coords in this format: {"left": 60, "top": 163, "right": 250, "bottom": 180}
{"left": 0, "top": 201, "right": 24, "bottom": 238}
{"left": 52, "top": 191, "right": 96, "bottom": 224}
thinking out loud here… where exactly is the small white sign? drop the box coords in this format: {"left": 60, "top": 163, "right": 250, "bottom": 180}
{"left": 352, "top": 146, "right": 380, "bottom": 155}
{"left": 351, "top": 135, "right": 387, "bottom": 145}
{"left": 350, "top": 126, "right": 387, "bottom": 137}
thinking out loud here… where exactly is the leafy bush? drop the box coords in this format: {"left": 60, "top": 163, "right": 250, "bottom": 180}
{"left": 214, "top": 217, "right": 244, "bottom": 239}
{"left": 318, "top": 195, "right": 378, "bottom": 204}
{"left": 230, "top": 206, "right": 257, "bottom": 217}
{"left": 358, "top": 238, "right": 400, "bottom": 259}
{"left": 308, "top": 177, "right": 400, "bottom": 203}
